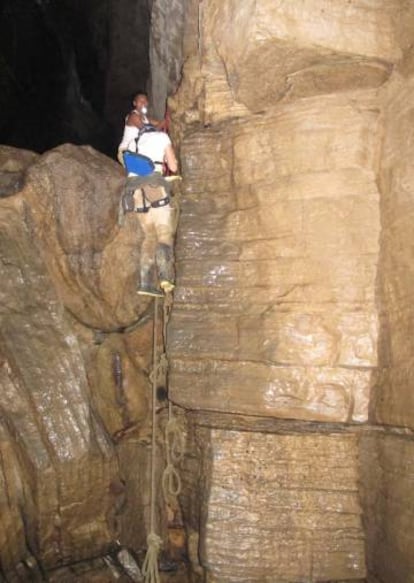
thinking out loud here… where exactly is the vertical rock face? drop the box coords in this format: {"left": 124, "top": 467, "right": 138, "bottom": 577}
{"left": 2, "top": 1, "right": 414, "bottom": 581}
{"left": 170, "top": 92, "right": 380, "bottom": 423}
{"left": 0, "top": 146, "right": 155, "bottom": 578}
{"left": 0, "top": 198, "right": 119, "bottom": 571}
{"left": 163, "top": 1, "right": 414, "bottom": 582}
{"left": 182, "top": 418, "right": 365, "bottom": 583}
{"left": 149, "top": 0, "right": 189, "bottom": 118}
{"left": 364, "top": 46, "right": 414, "bottom": 583}
{"left": 375, "top": 64, "right": 414, "bottom": 431}
{"left": 361, "top": 432, "right": 414, "bottom": 583}
{"left": 169, "top": 0, "right": 389, "bottom": 424}
{"left": 205, "top": 0, "right": 400, "bottom": 112}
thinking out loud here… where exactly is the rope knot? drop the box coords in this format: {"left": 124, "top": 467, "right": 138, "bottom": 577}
{"left": 142, "top": 533, "right": 163, "bottom": 583}
{"left": 162, "top": 415, "right": 184, "bottom": 500}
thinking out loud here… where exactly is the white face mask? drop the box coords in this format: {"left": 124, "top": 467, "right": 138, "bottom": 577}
{"left": 141, "top": 106, "right": 148, "bottom": 115}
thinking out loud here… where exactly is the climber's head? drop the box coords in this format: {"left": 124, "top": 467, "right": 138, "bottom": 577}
{"left": 133, "top": 92, "right": 149, "bottom": 115}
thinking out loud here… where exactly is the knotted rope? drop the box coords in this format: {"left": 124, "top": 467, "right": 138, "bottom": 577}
{"left": 160, "top": 294, "right": 184, "bottom": 500}
{"left": 142, "top": 532, "right": 162, "bottom": 583}
{"left": 142, "top": 297, "right": 162, "bottom": 583}
{"left": 142, "top": 268, "right": 185, "bottom": 581}
{"left": 162, "top": 412, "right": 184, "bottom": 499}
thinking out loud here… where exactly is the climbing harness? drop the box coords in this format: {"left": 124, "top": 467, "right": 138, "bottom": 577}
{"left": 119, "top": 173, "right": 181, "bottom": 224}
{"left": 120, "top": 174, "right": 171, "bottom": 218}
{"left": 120, "top": 127, "right": 176, "bottom": 217}
{"left": 134, "top": 186, "right": 171, "bottom": 214}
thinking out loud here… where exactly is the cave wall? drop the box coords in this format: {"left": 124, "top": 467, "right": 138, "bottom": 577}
{"left": 375, "top": 57, "right": 414, "bottom": 431}
{"left": 1, "top": 1, "right": 414, "bottom": 581}
{"left": 0, "top": 145, "right": 161, "bottom": 580}
{"left": 362, "top": 45, "right": 414, "bottom": 583}
{"left": 149, "top": 0, "right": 189, "bottom": 119}
{"left": 167, "top": 1, "right": 414, "bottom": 582}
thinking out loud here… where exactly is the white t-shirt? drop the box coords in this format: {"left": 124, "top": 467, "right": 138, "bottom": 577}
{"left": 118, "top": 128, "right": 171, "bottom": 165}
{"left": 137, "top": 132, "right": 171, "bottom": 164}
{"left": 118, "top": 125, "right": 139, "bottom": 152}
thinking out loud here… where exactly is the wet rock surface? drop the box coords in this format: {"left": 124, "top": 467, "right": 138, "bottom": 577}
{"left": 361, "top": 430, "right": 414, "bottom": 583}
{"left": 2, "top": 1, "right": 414, "bottom": 582}
{"left": 374, "top": 70, "right": 414, "bottom": 431}
{"left": 181, "top": 414, "right": 366, "bottom": 583}
{"left": 0, "top": 144, "right": 159, "bottom": 579}
{"left": 169, "top": 92, "right": 380, "bottom": 423}
{"left": 166, "top": 1, "right": 414, "bottom": 582}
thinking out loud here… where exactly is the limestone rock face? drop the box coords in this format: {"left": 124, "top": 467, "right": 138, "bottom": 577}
{"left": 149, "top": 0, "right": 189, "bottom": 118}
{"left": 164, "top": 1, "right": 414, "bottom": 581}
{"left": 0, "top": 145, "right": 154, "bottom": 577}
{"left": 182, "top": 415, "right": 365, "bottom": 583}
{"left": 170, "top": 0, "right": 414, "bottom": 128}
{"left": 24, "top": 143, "right": 150, "bottom": 330}
{"left": 374, "top": 70, "right": 414, "bottom": 430}
{"left": 361, "top": 432, "right": 414, "bottom": 583}
{"left": 206, "top": 0, "right": 402, "bottom": 112}
{"left": 0, "top": 196, "right": 120, "bottom": 573}
{"left": 169, "top": 90, "right": 380, "bottom": 423}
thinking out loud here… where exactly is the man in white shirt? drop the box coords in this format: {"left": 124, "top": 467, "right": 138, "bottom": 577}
{"left": 117, "top": 92, "right": 165, "bottom": 164}
{"left": 118, "top": 121, "right": 179, "bottom": 297}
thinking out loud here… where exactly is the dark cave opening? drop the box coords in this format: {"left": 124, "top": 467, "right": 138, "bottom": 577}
{"left": 0, "top": 0, "right": 152, "bottom": 157}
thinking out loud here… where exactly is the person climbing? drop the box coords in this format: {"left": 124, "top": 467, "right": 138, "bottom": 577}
{"left": 117, "top": 91, "right": 165, "bottom": 164}
{"left": 118, "top": 113, "right": 179, "bottom": 298}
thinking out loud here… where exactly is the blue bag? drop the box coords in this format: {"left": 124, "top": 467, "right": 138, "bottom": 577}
{"left": 123, "top": 151, "right": 155, "bottom": 176}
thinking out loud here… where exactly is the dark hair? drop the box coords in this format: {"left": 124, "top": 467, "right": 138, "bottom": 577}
{"left": 133, "top": 91, "right": 148, "bottom": 101}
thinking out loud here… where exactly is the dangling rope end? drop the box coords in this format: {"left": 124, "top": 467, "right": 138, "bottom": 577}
{"left": 142, "top": 532, "right": 163, "bottom": 583}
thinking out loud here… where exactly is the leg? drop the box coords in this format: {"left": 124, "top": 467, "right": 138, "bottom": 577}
{"left": 136, "top": 210, "right": 163, "bottom": 297}
{"left": 152, "top": 205, "right": 176, "bottom": 293}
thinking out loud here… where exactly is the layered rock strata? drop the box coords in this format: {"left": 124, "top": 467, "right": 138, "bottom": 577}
{"left": 165, "top": 1, "right": 414, "bottom": 582}
{"left": 170, "top": 91, "right": 381, "bottom": 424}
{"left": 181, "top": 414, "right": 366, "bottom": 583}
{"left": 0, "top": 145, "right": 159, "bottom": 579}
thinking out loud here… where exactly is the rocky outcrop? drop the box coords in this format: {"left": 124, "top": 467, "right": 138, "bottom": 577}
{"left": 149, "top": 0, "right": 189, "bottom": 118}
{"left": 182, "top": 414, "right": 365, "bottom": 583}
{"left": 23, "top": 144, "right": 146, "bottom": 330}
{"left": 361, "top": 431, "right": 414, "bottom": 583}
{"left": 0, "top": 145, "right": 156, "bottom": 579}
{"left": 170, "top": 91, "right": 380, "bottom": 424}
{"left": 374, "top": 65, "right": 414, "bottom": 431}
{"left": 165, "top": 1, "right": 414, "bottom": 582}
{"left": 2, "top": 1, "right": 414, "bottom": 581}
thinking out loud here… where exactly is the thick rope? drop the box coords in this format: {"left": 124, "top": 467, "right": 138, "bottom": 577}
{"left": 142, "top": 297, "right": 162, "bottom": 583}
{"left": 142, "top": 248, "right": 184, "bottom": 581}
{"left": 162, "top": 411, "right": 184, "bottom": 499}
{"left": 142, "top": 532, "right": 162, "bottom": 583}
{"left": 160, "top": 294, "right": 184, "bottom": 501}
